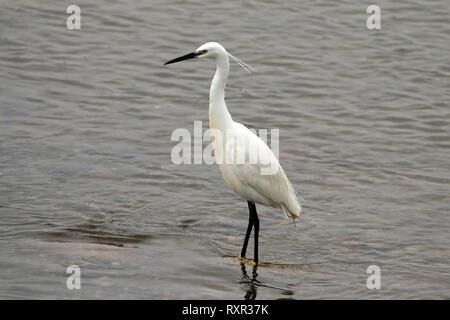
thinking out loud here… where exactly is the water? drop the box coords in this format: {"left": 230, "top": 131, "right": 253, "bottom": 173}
{"left": 0, "top": 0, "right": 449, "bottom": 299}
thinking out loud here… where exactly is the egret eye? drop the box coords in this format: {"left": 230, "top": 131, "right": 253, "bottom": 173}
{"left": 198, "top": 50, "right": 208, "bottom": 55}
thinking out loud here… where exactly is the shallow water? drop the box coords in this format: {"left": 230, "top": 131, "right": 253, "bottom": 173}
{"left": 0, "top": 0, "right": 449, "bottom": 299}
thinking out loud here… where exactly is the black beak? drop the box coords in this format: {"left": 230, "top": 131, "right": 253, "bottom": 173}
{"left": 164, "top": 52, "right": 199, "bottom": 65}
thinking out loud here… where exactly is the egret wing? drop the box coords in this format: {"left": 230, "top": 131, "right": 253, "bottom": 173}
{"left": 229, "top": 124, "right": 302, "bottom": 219}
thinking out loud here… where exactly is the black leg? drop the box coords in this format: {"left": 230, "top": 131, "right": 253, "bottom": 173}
{"left": 250, "top": 202, "right": 259, "bottom": 264}
{"left": 241, "top": 201, "right": 260, "bottom": 264}
{"left": 240, "top": 201, "right": 255, "bottom": 258}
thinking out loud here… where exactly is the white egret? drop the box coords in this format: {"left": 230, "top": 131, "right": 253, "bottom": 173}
{"left": 164, "top": 42, "right": 302, "bottom": 264}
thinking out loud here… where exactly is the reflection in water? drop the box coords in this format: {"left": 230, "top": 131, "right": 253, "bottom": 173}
{"left": 240, "top": 263, "right": 259, "bottom": 300}
{"left": 238, "top": 259, "right": 297, "bottom": 299}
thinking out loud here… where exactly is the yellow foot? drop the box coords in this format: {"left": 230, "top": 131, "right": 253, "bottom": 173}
{"left": 238, "top": 256, "right": 257, "bottom": 265}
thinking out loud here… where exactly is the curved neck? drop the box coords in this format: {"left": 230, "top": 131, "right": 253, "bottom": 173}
{"left": 209, "top": 54, "right": 232, "bottom": 130}
{"left": 210, "top": 54, "right": 229, "bottom": 101}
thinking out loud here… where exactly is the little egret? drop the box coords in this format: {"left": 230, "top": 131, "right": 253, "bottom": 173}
{"left": 164, "top": 42, "right": 302, "bottom": 264}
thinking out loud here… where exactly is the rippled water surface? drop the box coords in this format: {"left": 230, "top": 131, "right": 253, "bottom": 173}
{"left": 0, "top": 0, "right": 449, "bottom": 299}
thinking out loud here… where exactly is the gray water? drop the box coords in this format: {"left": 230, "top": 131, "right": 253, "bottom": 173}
{"left": 0, "top": 0, "right": 449, "bottom": 299}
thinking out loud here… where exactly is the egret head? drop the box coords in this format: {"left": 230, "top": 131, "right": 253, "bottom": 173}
{"left": 194, "top": 42, "right": 228, "bottom": 59}
{"left": 164, "top": 42, "right": 255, "bottom": 72}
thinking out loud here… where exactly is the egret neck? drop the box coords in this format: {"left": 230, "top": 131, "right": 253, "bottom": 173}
{"left": 209, "top": 53, "right": 233, "bottom": 132}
